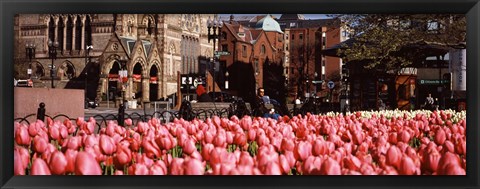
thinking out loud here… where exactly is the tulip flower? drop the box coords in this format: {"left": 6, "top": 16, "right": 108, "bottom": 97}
{"left": 15, "top": 125, "right": 31, "bottom": 146}
{"left": 75, "top": 152, "right": 102, "bottom": 175}
{"left": 31, "top": 158, "right": 51, "bottom": 175}
{"left": 49, "top": 151, "right": 67, "bottom": 175}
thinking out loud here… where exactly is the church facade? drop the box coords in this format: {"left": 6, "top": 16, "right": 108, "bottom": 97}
{"left": 14, "top": 14, "right": 215, "bottom": 105}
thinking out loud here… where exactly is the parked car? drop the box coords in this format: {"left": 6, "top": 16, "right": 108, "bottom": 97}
{"left": 208, "top": 92, "right": 234, "bottom": 102}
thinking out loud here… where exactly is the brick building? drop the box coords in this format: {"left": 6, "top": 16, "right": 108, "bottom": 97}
{"left": 234, "top": 14, "right": 348, "bottom": 102}
{"left": 218, "top": 15, "right": 285, "bottom": 103}
{"left": 14, "top": 14, "right": 215, "bottom": 107}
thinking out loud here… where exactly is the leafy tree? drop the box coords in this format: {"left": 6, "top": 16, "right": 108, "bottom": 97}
{"left": 332, "top": 14, "right": 466, "bottom": 71}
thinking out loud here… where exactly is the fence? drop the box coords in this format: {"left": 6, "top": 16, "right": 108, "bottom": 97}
{"left": 14, "top": 100, "right": 339, "bottom": 134}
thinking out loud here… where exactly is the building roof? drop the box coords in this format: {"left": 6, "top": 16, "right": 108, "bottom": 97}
{"left": 254, "top": 14, "right": 283, "bottom": 34}
{"left": 279, "top": 14, "right": 305, "bottom": 20}
{"left": 119, "top": 36, "right": 152, "bottom": 57}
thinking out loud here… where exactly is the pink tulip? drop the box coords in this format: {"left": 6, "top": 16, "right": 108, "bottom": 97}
{"left": 343, "top": 155, "right": 362, "bottom": 171}
{"left": 49, "top": 151, "right": 67, "bottom": 175}
{"left": 442, "top": 140, "right": 455, "bottom": 153}
{"left": 149, "top": 164, "right": 166, "bottom": 175}
{"left": 398, "top": 156, "right": 416, "bottom": 175}
{"left": 443, "top": 163, "right": 466, "bottom": 175}
{"left": 386, "top": 146, "right": 401, "bottom": 169}
{"left": 31, "top": 158, "right": 51, "bottom": 175}
{"left": 125, "top": 118, "right": 133, "bottom": 126}
{"left": 320, "top": 158, "right": 341, "bottom": 175}
{"left": 67, "top": 136, "right": 81, "bottom": 151}
{"left": 15, "top": 125, "right": 31, "bottom": 146}
{"left": 437, "top": 152, "right": 462, "bottom": 175}
{"left": 99, "top": 135, "right": 117, "bottom": 156}
{"left": 182, "top": 138, "right": 197, "bottom": 155}
{"left": 454, "top": 138, "right": 466, "bottom": 155}
{"left": 33, "top": 135, "right": 48, "bottom": 154}
{"left": 294, "top": 141, "right": 312, "bottom": 162}
{"left": 170, "top": 158, "right": 185, "bottom": 175}
{"left": 64, "top": 149, "right": 78, "bottom": 174}
{"left": 75, "top": 152, "right": 102, "bottom": 175}
{"left": 14, "top": 148, "right": 25, "bottom": 175}
{"left": 264, "top": 162, "right": 282, "bottom": 175}
{"left": 213, "top": 134, "right": 227, "bottom": 148}
{"left": 28, "top": 122, "right": 40, "bottom": 137}
{"left": 183, "top": 158, "right": 205, "bottom": 175}
{"left": 233, "top": 133, "right": 247, "bottom": 147}
{"left": 114, "top": 145, "right": 132, "bottom": 167}
{"left": 281, "top": 138, "right": 295, "bottom": 153}
{"left": 434, "top": 128, "right": 446, "bottom": 145}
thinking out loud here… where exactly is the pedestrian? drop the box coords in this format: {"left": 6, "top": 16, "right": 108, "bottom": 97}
{"left": 424, "top": 93, "right": 435, "bottom": 111}
{"left": 196, "top": 85, "right": 212, "bottom": 102}
{"left": 253, "top": 88, "right": 269, "bottom": 117}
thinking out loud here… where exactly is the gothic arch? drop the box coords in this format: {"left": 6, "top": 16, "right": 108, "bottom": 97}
{"left": 32, "top": 61, "right": 45, "bottom": 79}
{"left": 58, "top": 61, "right": 76, "bottom": 80}
{"left": 130, "top": 57, "right": 147, "bottom": 75}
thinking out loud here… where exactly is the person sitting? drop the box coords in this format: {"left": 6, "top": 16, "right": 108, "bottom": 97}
{"left": 196, "top": 85, "right": 212, "bottom": 102}
{"left": 254, "top": 88, "right": 280, "bottom": 119}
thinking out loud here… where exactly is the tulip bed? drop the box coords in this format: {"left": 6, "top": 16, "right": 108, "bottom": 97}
{"left": 14, "top": 110, "right": 466, "bottom": 175}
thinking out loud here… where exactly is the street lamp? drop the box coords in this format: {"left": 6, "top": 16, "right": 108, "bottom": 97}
{"left": 85, "top": 45, "right": 93, "bottom": 109}
{"left": 47, "top": 40, "right": 58, "bottom": 88}
{"left": 314, "top": 72, "right": 318, "bottom": 96}
{"left": 207, "top": 16, "right": 223, "bottom": 102}
{"left": 25, "top": 43, "right": 36, "bottom": 82}
{"left": 118, "top": 56, "right": 128, "bottom": 108}
{"left": 225, "top": 71, "right": 229, "bottom": 90}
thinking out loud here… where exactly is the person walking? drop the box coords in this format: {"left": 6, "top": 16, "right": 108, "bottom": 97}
{"left": 424, "top": 93, "right": 435, "bottom": 111}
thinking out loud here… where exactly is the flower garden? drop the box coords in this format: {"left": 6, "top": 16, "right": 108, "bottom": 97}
{"left": 14, "top": 110, "right": 466, "bottom": 175}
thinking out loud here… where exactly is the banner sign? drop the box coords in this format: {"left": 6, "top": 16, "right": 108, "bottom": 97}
{"left": 133, "top": 74, "right": 141, "bottom": 82}
{"left": 150, "top": 77, "right": 158, "bottom": 84}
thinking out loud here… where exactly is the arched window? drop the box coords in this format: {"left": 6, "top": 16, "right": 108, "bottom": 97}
{"left": 33, "top": 62, "right": 45, "bottom": 79}
{"left": 57, "top": 17, "right": 64, "bottom": 53}
{"left": 48, "top": 17, "right": 55, "bottom": 43}
{"left": 75, "top": 16, "right": 82, "bottom": 50}
{"left": 85, "top": 15, "right": 92, "bottom": 46}
{"left": 147, "top": 18, "right": 154, "bottom": 35}
{"left": 261, "top": 44, "right": 266, "bottom": 54}
{"left": 66, "top": 16, "right": 73, "bottom": 51}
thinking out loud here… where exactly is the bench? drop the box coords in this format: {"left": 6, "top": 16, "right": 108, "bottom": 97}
{"left": 187, "top": 102, "right": 252, "bottom": 119}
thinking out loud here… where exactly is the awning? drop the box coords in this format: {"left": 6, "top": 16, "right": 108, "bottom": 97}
{"left": 133, "top": 74, "right": 141, "bottom": 82}
{"left": 108, "top": 74, "right": 119, "bottom": 81}
{"left": 150, "top": 77, "right": 158, "bottom": 84}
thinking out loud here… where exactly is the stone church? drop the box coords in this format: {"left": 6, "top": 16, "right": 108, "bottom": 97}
{"left": 14, "top": 14, "right": 215, "bottom": 106}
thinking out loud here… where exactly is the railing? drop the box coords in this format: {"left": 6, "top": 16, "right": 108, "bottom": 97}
{"left": 14, "top": 100, "right": 342, "bottom": 134}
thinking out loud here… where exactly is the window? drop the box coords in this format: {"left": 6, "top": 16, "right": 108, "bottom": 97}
{"left": 242, "top": 45, "right": 247, "bottom": 57}
{"left": 285, "top": 35, "right": 289, "bottom": 40}
{"left": 75, "top": 16, "right": 82, "bottom": 50}
{"left": 222, "top": 32, "right": 227, "bottom": 40}
{"left": 290, "top": 22, "right": 296, "bottom": 27}
{"left": 285, "top": 44, "right": 288, "bottom": 51}
{"left": 299, "top": 33, "right": 303, "bottom": 40}
{"left": 261, "top": 45, "right": 266, "bottom": 54}
{"left": 342, "top": 30, "right": 348, "bottom": 37}
{"left": 322, "top": 32, "right": 327, "bottom": 48}
{"left": 57, "top": 17, "right": 64, "bottom": 52}
{"left": 291, "top": 34, "right": 295, "bottom": 40}
{"left": 48, "top": 17, "right": 55, "bottom": 43}
{"left": 85, "top": 16, "right": 92, "bottom": 46}
{"left": 427, "top": 20, "right": 439, "bottom": 32}
{"left": 222, "top": 44, "right": 228, "bottom": 51}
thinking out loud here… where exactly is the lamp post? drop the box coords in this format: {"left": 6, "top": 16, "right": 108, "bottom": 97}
{"left": 25, "top": 43, "right": 36, "bottom": 82}
{"left": 48, "top": 40, "right": 58, "bottom": 88}
{"left": 314, "top": 72, "right": 318, "bottom": 96}
{"left": 85, "top": 45, "right": 93, "bottom": 109}
{"left": 118, "top": 56, "right": 128, "bottom": 108}
{"left": 225, "top": 71, "right": 229, "bottom": 90}
{"left": 207, "top": 16, "right": 223, "bottom": 102}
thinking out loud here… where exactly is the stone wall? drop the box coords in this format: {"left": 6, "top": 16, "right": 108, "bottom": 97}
{"left": 14, "top": 88, "right": 84, "bottom": 122}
